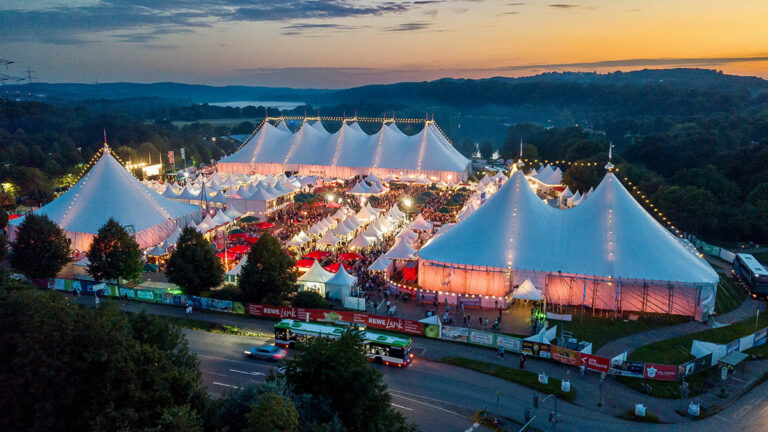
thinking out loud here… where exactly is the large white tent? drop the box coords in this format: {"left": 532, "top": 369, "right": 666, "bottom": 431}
{"left": 216, "top": 120, "right": 471, "bottom": 183}
{"left": 9, "top": 147, "right": 202, "bottom": 251}
{"left": 418, "top": 170, "right": 719, "bottom": 316}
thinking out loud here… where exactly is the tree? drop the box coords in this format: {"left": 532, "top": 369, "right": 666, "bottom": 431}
{"left": 284, "top": 329, "right": 415, "bottom": 432}
{"left": 86, "top": 218, "right": 144, "bottom": 284}
{"left": 157, "top": 405, "right": 204, "bottom": 432}
{"left": 166, "top": 226, "right": 224, "bottom": 295}
{"left": 292, "top": 290, "right": 330, "bottom": 309}
{"left": 0, "top": 289, "right": 209, "bottom": 431}
{"left": 245, "top": 393, "right": 299, "bottom": 432}
{"left": 9, "top": 213, "right": 71, "bottom": 280}
{"left": 239, "top": 233, "right": 297, "bottom": 304}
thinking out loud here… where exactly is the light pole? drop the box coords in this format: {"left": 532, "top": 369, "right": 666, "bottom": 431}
{"left": 403, "top": 197, "right": 412, "bottom": 220}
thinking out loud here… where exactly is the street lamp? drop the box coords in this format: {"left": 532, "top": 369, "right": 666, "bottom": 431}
{"left": 403, "top": 197, "right": 412, "bottom": 219}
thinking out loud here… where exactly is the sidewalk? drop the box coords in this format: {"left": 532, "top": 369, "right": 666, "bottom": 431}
{"left": 69, "top": 293, "right": 767, "bottom": 425}
{"left": 596, "top": 298, "right": 764, "bottom": 358}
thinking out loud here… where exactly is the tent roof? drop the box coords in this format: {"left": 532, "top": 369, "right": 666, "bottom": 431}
{"left": 408, "top": 214, "right": 433, "bottom": 230}
{"left": 211, "top": 210, "right": 232, "bottom": 225}
{"left": 298, "top": 260, "right": 335, "bottom": 283}
{"left": 368, "top": 255, "right": 390, "bottom": 272}
{"left": 326, "top": 265, "right": 358, "bottom": 287}
{"left": 419, "top": 170, "right": 718, "bottom": 285}
{"left": 348, "top": 232, "right": 374, "bottom": 248}
{"left": 348, "top": 181, "right": 372, "bottom": 194}
{"left": 512, "top": 279, "right": 542, "bottom": 301}
{"left": 317, "top": 230, "right": 341, "bottom": 245}
{"left": 226, "top": 256, "right": 248, "bottom": 276}
{"left": 10, "top": 147, "right": 200, "bottom": 246}
{"left": 385, "top": 239, "right": 417, "bottom": 260}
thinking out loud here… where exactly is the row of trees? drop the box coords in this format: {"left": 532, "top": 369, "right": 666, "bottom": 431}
{"left": 7, "top": 212, "right": 303, "bottom": 306}
{"left": 0, "top": 283, "right": 411, "bottom": 431}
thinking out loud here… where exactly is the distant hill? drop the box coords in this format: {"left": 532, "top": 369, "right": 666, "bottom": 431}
{"left": 2, "top": 82, "right": 329, "bottom": 104}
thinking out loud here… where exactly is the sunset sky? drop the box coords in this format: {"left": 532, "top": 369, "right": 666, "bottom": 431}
{"left": 3, "top": 0, "right": 768, "bottom": 88}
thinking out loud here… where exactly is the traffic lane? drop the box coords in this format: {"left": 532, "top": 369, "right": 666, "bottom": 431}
{"left": 184, "top": 330, "right": 482, "bottom": 430}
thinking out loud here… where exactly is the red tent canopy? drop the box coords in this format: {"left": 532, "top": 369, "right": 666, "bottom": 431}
{"left": 402, "top": 261, "right": 418, "bottom": 282}
{"left": 216, "top": 252, "right": 237, "bottom": 261}
{"left": 324, "top": 262, "right": 354, "bottom": 273}
{"left": 296, "top": 258, "right": 316, "bottom": 269}
{"left": 326, "top": 202, "right": 342, "bottom": 208}
{"left": 339, "top": 252, "right": 363, "bottom": 261}
{"left": 312, "top": 202, "right": 325, "bottom": 207}
{"left": 8, "top": 214, "right": 23, "bottom": 220}
{"left": 244, "top": 236, "right": 259, "bottom": 244}
{"left": 256, "top": 222, "right": 276, "bottom": 229}
{"left": 227, "top": 244, "right": 251, "bottom": 254}
{"left": 304, "top": 250, "right": 331, "bottom": 260}
{"left": 228, "top": 232, "right": 248, "bottom": 240}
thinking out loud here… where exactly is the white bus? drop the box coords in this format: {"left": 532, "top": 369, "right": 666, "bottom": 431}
{"left": 274, "top": 319, "right": 414, "bottom": 367}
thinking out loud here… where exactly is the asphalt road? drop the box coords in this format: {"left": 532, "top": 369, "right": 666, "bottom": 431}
{"left": 185, "top": 329, "right": 768, "bottom": 432}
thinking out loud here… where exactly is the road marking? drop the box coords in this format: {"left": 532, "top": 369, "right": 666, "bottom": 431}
{"left": 229, "top": 369, "right": 266, "bottom": 376}
{"left": 198, "top": 354, "right": 271, "bottom": 367}
{"left": 733, "top": 405, "right": 751, "bottom": 419}
{"left": 743, "top": 378, "right": 757, "bottom": 388}
{"left": 390, "top": 393, "right": 466, "bottom": 418}
{"left": 204, "top": 371, "right": 228, "bottom": 377}
{"left": 391, "top": 403, "right": 413, "bottom": 411}
{"left": 213, "top": 382, "right": 242, "bottom": 389}
{"left": 464, "top": 422, "right": 480, "bottom": 432}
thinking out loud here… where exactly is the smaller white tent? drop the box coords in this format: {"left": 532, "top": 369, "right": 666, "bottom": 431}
{"left": 224, "top": 207, "right": 243, "bottom": 220}
{"left": 356, "top": 205, "right": 377, "bottom": 221}
{"left": 691, "top": 340, "right": 728, "bottom": 367}
{"left": 165, "top": 226, "right": 183, "bottom": 245}
{"left": 211, "top": 209, "right": 232, "bottom": 226}
{"left": 348, "top": 181, "right": 372, "bottom": 194}
{"left": 366, "top": 202, "right": 383, "bottom": 214}
{"left": 363, "top": 223, "right": 382, "bottom": 239}
{"left": 512, "top": 279, "right": 542, "bottom": 301}
{"left": 368, "top": 255, "right": 391, "bottom": 272}
{"left": 348, "top": 232, "right": 375, "bottom": 249}
{"left": 325, "top": 266, "right": 358, "bottom": 300}
{"left": 387, "top": 204, "right": 405, "bottom": 220}
{"left": 298, "top": 260, "right": 335, "bottom": 297}
{"left": 147, "top": 244, "right": 168, "bottom": 257}
{"left": 317, "top": 231, "right": 341, "bottom": 246}
{"left": 225, "top": 256, "right": 247, "bottom": 283}
{"left": 408, "top": 214, "right": 433, "bottom": 231}
{"left": 385, "top": 239, "right": 417, "bottom": 260}
{"left": 197, "top": 214, "right": 216, "bottom": 231}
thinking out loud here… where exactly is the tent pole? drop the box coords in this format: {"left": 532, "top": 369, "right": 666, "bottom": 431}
{"left": 581, "top": 278, "right": 586, "bottom": 327}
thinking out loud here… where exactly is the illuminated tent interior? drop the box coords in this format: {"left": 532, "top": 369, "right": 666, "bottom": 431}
{"left": 216, "top": 119, "right": 471, "bottom": 182}
{"left": 417, "top": 170, "right": 719, "bottom": 317}
{"left": 8, "top": 146, "right": 202, "bottom": 251}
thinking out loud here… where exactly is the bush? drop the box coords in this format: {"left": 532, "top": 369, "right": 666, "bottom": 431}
{"left": 291, "top": 291, "right": 330, "bottom": 309}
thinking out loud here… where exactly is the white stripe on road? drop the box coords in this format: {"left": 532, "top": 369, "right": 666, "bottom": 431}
{"left": 229, "top": 369, "right": 266, "bottom": 376}
{"left": 213, "top": 382, "right": 242, "bottom": 389}
{"left": 389, "top": 392, "right": 466, "bottom": 418}
{"left": 391, "top": 403, "right": 413, "bottom": 411}
{"left": 464, "top": 422, "right": 480, "bottom": 432}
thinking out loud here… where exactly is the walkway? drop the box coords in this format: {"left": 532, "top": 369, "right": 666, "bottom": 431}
{"left": 596, "top": 298, "right": 764, "bottom": 358}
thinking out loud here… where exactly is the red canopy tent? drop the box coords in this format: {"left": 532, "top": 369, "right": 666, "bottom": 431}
{"left": 256, "top": 222, "right": 276, "bottom": 229}
{"left": 244, "top": 236, "right": 259, "bottom": 244}
{"left": 312, "top": 202, "right": 325, "bottom": 207}
{"left": 339, "top": 252, "right": 363, "bottom": 261}
{"left": 8, "top": 214, "right": 22, "bottom": 221}
{"left": 304, "top": 250, "right": 332, "bottom": 260}
{"left": 227, "top": 244, "right": 251, "bottom": 254}
{"left": 326, "top": 202, "right": 342, "bottom": 208}
{"left": 402, "top": 261, "right": 418, "bottom": 282}
{"left": 228, "top": 232, "right": 248, "bottom": 240}
{"left": 296, "top": 258, "right": 316, "bottom": 270}
{"left": 324, "top": 262, "right": 354, "bottom": 273}
{"left": 216, "top": 252, "right": 237, "bottom": 261}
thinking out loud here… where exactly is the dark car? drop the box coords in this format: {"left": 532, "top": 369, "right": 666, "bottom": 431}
{"left": 244, "top": 344, "right": 287, "bottom": 361}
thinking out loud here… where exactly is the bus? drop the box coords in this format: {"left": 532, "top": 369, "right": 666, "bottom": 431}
{"left": 274, "top": 319, "right": 414, "bottom": 367}
{"left": 733, "top": 253, "right": 768, "bottom": 297}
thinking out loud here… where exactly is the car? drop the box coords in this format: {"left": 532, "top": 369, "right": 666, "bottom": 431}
{"left": 244, "top": 344, "right": 287, "bottom": 361}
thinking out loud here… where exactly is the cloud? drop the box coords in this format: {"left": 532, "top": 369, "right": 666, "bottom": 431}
{"left": 424, "top": 9, "right": 439, "bottom": 18}
{"left": 454, "top": 8, "right": 469, "bottom": 14}
{"left": 385, "top": 22, "right": 433, "bottom": 31}
{"left": 548, "top": 4, "right": 579, "bottom": 9}
{"left": 498, "top": 11, "right": 520, "bottom": 15}
{"left": 0, "top": 0, "right": 419, "bottom": 44}
{"left": 491, "top": 56, "right": 768, "bottom": 71}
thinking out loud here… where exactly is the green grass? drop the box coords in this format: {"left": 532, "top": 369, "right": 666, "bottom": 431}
{"left": 715, "top": 276, "right": 747, "bottom": 315}
{"left": 441, "top": 356, "right": 576, "bottom": 402}
{"left": 555, "top": 309, "right": 689, "bottom": 351}
{"left": 617, "top": 409, "right": 662, "bottom": 423}
{"left": 162, "top": 316, "right": 267, "bottom": 338}
{"left": 616, "top": 312, "right": 768, "bottom": 399}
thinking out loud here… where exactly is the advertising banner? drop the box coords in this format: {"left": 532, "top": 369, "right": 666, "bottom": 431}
{"left": 754, "top": 328, "right": 767, "bottom": 347}
{"left": 497, "top": 335, "right": 522, "bottom": 353}
{"left": 643, "top": 363, "right": 678, "bottom": 381}
{"left": 232, "top": 302, "right": 245, "bottom": 315}
{"left": 246, "top": 304, "right": 423, "bottom": 335}
{"left": 119, "top": 287, "right": 136, "bottom": 299}
{"left": 551, "top": 346, "right": 580, "bottom": 366}
{"left": 441, "top": 325, "right": 469, "bottom": 342}
{"left": 522, "top": 341, "right": 551, "bottom": 358}
{"left": 726, "top": 340, "right": 740, "bottom": 354}
{"left": 610, "top": 361, "right": 646, "bottom": 378}
{"left": 457, "top": 296, "right": 481, "bottom": 308}
{"left": 136, "top": 290, "right": 154, "bottom": 301}
{"left": 51, "top": 278, "right": 68, "bottom": 291}
{"left": 581, "top": 354, "right": 611, "bottom": 373}
{"left": 694, "top": 353, "right": 713, "bottom": 372}
{"left": 420, "top": 291, "right": 437, "bottom": 303}
{"left": 168, "top": 151, "right": 175, "bottom": 165}
{"left": 468, "top": 330, "right": 496, "bottom": 347}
